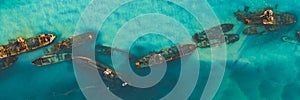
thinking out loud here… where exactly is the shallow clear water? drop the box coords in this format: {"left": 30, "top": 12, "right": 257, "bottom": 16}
{"left": 0, "top": 0, "right": 300, "bottom": 100}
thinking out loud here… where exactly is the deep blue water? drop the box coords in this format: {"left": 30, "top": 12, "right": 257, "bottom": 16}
{"left": 0, "top": 0, "right": 300, "bottom": 100}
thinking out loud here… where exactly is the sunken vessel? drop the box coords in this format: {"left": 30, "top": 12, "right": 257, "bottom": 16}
{"left": 0, "top": 34, "right": 56, "bottom": 59}
{"left": 135, "top": 44, "right": 198, "bottom": 68}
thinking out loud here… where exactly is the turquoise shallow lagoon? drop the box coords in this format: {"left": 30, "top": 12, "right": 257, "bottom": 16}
{"left": 1, "top": 0, "right": 300, "bottom": 99}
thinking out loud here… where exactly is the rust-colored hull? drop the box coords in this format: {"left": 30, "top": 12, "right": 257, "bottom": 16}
{"left": 235, "top": 8, "right": 296, "bottom": 35}
{"left": 45, "top": 32, "right": 95, "bottom": 54}
{"left": 0, "top": 34, "right": 56, "bottom": 59}
{"left": 235, "top": 9, "right": 296, "bottom": 25}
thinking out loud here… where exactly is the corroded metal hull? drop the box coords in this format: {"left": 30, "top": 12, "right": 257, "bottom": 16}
{"left": 193, "top": 24, "right": 234, "bottom": 43}
{"left": 34, "top": 43, "right": 135, "bottom": 66}
{"left": 197, "top": 34, "right": 239, "bottom": 48}
{"left": 243, "top": 26, "right": 267, "bottom": 35}
{"left": 225, "top": 34, "right": 240, "bottom": 44}
{"left": 31, "top": 53, "right": 72, "bottom": 66}
{"left": 272, "top": 12, "right": 296, "bottom": 25}
{"left": 235, "top": 9, "right": 296, "bottom": 25}
{"left": 0, "top": 56, "right": 18, "bottom": 71}
{"left": 45, "top": 32, "right": 96, "bottom": 54}
{"left": 135, "top": 44, "right": 198, "bottom": 68}
{"left": 0, "top": 34, "right": 56, "bottom": 59}
{"left": 243, "top": 25, "right": 286, "bottom": 35}
{"left": 235, "top": 8, "right": 296, "bottom": 34}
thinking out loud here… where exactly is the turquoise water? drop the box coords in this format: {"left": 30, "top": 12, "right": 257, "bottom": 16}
{"left": 1, "top": 0, "right": 300, "bottom": 99}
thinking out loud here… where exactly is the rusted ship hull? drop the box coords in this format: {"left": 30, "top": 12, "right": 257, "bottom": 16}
{"left": 235, "top": 8, "right": 296, "bottom": 35}
{"left": 193, "top": 24, "right": 234, "bottom": 43}
{"left": 31, "top": 53, "right": 72, "bottom": 66}
{"left": 45, "top": 32, "right": 96, "bottom": 54}
{"left": 0, "top": 34, "right": 56, "bottom": 59}
{"left": 235, "top": 10, "right": 296, "bottom": 25}
{"left": 135, "top": 44, "right": 198, "bottom": 68}
{"left": 0, "top": 56, "right": 18, "bottom": 71}
{"left": 197, "top": 34, "right": 239, "bottom": 48}
{"left": 243, "top": 26, "right": 267, "bottom": 35}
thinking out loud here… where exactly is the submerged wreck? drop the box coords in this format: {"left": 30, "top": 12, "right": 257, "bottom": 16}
{"left": 192, "top": 24, "right": 234, "bottom": 43}
{"left": 0, "top": 56, "right": 18, "bottom": 71}
{"left": 0, "top": 34, "right": 56, "bottom": 59}
{"left": 196, "top": 34, "right": 240, "bottom": 48}
{"left": 32, "top": 32, "right": 96, "bottom": 66}
{"left": 31, "top": 53, "right": 72, "bottom": 66}
{"left": 33, "top": 44, "right": 133, "bottom": 66}
{"left": 192, "top": 24, "right": 239, "bottom": 48}
{"left": 234, "top": 7, "right": 296, "bottom": 34}
{"left": 44, "top": 32, "right": 96, "bottom": 55}
{"left": 74, "top": 56, "right": 128, "bottom": 86}
{"left": 0, "top": 34, "right": 56, "bottom": 70}
{"left": 135, "top": 44, "right": 198, "bottom": 68}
